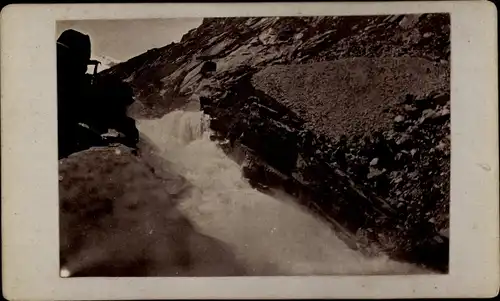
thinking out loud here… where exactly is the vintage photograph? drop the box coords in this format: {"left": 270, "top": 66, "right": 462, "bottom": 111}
{"left": 57, "top": 14, "right": 450, "bottom": 277}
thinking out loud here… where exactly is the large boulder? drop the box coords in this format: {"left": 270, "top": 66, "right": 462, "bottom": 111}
{"left": 59, "top": 145, "right": 246, "bottom": 276}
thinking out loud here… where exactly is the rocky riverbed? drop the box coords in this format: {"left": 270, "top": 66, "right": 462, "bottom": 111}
{"left": 97, "top": 14, "right": 451, "bottom": 272}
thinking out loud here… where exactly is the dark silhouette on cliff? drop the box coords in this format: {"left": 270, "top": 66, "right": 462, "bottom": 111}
{"left": 57, "top": 29, "right": 139, "bottom": 159}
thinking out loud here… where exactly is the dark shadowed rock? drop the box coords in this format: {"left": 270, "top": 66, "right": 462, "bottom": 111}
{"left": 59, "top": 146, "right": 246, "bottom": 276}
{"left": 101, "top": 14, "right": 450, "bottom": 120}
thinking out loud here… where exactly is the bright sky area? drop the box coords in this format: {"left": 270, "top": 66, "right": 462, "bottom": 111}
{"left": 56, "top": 18, "right": 203, "bottom": 62}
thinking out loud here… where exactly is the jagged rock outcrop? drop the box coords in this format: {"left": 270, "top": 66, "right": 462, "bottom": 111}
{"left": 100, "top": 14, "right": 450, "bottom": 272}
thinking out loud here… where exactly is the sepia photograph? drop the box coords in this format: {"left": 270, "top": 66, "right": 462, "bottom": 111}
{"left": 2, "top": 1, "right": 498, "bottom": 299}
{"left": 57, "top": 14, "right": 451, "bottom": 277}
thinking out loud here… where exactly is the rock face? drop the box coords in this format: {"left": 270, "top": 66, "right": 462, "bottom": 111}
{"left": 100, "top": 14, "right": 450, "bottom": 272}
{"left": 200, "top": 72, "right": 450, "bottom": 272}
{"left": 102, "top": 14, "right": 450, "bottom": 120}
{"left": 59, "top": 146, "right": 246, "bottom": 276}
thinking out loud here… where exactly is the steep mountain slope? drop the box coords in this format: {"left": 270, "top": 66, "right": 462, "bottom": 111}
{"left": 94, "top": 55, "right": 121, "bottom": 71}
{"left": 102, "top": 14, "right": 450, "bottom": 119}
{"left": 100, "top": 14, "right": 450, "bottom": 272}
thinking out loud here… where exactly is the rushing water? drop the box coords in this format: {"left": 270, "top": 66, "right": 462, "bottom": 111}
{"left": 136, "top": 110, "right": 428, "bottom": 275}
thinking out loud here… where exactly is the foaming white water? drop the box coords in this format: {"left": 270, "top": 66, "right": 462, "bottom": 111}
{"left": 137, "top": 110, "right": 427, "bottom": 275}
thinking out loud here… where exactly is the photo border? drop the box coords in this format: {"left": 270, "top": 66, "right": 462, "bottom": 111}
{"left": 2, "top": 1, "right": 498, "bottom": 299}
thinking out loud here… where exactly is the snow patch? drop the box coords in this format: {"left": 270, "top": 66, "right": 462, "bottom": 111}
{"left": 87, "top": 55, "right": 122, "bottom": 74}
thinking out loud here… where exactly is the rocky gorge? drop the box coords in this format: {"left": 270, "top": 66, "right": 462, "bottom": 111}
{"left": 98, "top": 14, "right": 451, "bottom": 272}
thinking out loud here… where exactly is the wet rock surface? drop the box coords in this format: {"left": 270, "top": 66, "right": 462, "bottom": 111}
{"left": 100, "top": 14, "right": 450, "bottom": 272}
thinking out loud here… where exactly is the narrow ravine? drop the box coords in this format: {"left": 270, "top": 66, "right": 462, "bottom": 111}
{"left": 136, "top": 110, "right": 429, "bottom": 275}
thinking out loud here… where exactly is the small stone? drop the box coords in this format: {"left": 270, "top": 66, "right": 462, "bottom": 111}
{"left": 115, "top": 148, "right": 122, "bottom": 155}
{"left": 428, "top": 217, "right": 436, "bottom": 224}
{"left": 396, "top": 134, "right": 410, "bottom": 145}
{"left": 433, "top": 236, "right": 444, "bottom": 243}
{"left": 423, "top": 32, "right": 433, "bottom": 38}
{"left": 386, "top": 129, "right": 396, "bottom": 138}
{"left": 394, "top": 115, "right": 405, "bottom": 123}
{"left": 399, "top": 15, "right": 421, "bottom": 29}
{"left": 58, "top": 175, "right": 64, "bottom": 181}
{"left": 439, "top": 108, "right": 450, "bottom": 117}
{"left": 421, "top": 109, "right": 436, "bottom": 120}
{"left": 370, "top": 158, "right": 379, "bottom": 166}
{"left": 367, "top": 167, "right": 384, "bottom": 179}
{"left": 395, "top": 152, "right": 403, "bottom": 160}
{"left": 433, "top": 93, "right": 450, "bottom": 106}
{"left": 404, "top": 104, "right": 417, "bottom": 112}
{"left": 410, "top": 149, "right": 418, "bottom": 156}
{"left": 436, "top": 141, "right": 447, "bottom": 151}
{"left": 408, "top": 171, "right": 419, "bottom": 180}
{"left": 439, "top": 228, "right": 450, "bottom": 238}
{"left": 387, "top": 15, "right": 401, "bottom": 23}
